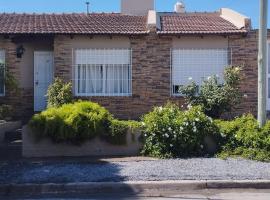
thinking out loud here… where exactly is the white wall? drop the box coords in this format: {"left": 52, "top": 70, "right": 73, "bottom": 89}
{"left": 121, "top": 0, "right": 154, "bottom": 15}
{"left": 70, "top": 35, "right": 131, "bottom": 49}
{"left": 172, "top": 36, "right": 228, "bottom": 49}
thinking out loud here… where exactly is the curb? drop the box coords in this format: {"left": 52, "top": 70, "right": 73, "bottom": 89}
{"left": 1, "top": 180, "right": 270, "bottom": 197}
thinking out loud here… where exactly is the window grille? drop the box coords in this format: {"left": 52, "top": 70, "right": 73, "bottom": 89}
{"left": 171, "top": 48, "right": 230, "bottom": 96}
{"left": 0, "top": 50, "right": 5, "bottom": 96}
{"left": 73, "top": 49, "right": 132, "bottom": 96}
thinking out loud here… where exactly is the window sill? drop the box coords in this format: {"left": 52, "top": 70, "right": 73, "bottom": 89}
{"left": 75, "top": 94, "right": 132, "bottom": 97}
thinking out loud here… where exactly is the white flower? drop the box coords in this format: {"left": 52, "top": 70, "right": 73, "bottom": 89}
{"left": 165, "top": 133, "right": 169, "bottom": 138}
{"left": 173, "top": 131, "right": 176, "bottom": 134}
{"left": 187, "top": 104, "right": 192, "bottom": 109}
{"left": 141, "top": 122, "right": 145, "bottom": 126}
{"left": 200, "top": 145, "right": 204, "bottom": 149}
{"left": 144, "top": 134, "right": 147, "bottom": 137}
{"left": 174, "top": 135, "right": 177, "bottom": 138}
{"left": 188, "top": 77, "right": 193, "bottom": 81}
{"left": 180, "top": 127, "right": 184, "bottom": 131}
{"left": 192, "top": 122, "right": 195, "bottom": 126}
{"left": 207, "top": 76, "right": 211, "bottom": 80}
{"left": 158, "top": 106, "right": 163, "bottom": 112}
{"left": 195, "top": 118, "right": 199, "bottom": 122}
{"left": 162, "top": 128, "right": 165, "bottom": 132}
{"left": 170, "top": 144, "right": 173, "bottom": 147}
{"left": 193, "top": 127, "right": 197, "bottom": 132}
{"left": 168, "top": 127, "right": 172, "bottom": 131}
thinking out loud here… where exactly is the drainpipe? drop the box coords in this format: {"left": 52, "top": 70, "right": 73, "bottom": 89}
{"left": 258, "top": 0, "right": 268, "bottom": 127}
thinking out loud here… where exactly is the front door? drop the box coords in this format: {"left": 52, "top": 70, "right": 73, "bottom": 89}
{"left": 267, "top": 42, "right": 270, "bottom": 110}
{"left": 34, "top": 51, "right": 54, "bottom": 111}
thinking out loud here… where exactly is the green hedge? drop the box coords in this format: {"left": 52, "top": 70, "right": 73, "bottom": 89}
{"left": 29, "top": 101, "right": 140, "bottom": 145}
{"left": 215, "top": 114, "right": 270, "bottom": 162}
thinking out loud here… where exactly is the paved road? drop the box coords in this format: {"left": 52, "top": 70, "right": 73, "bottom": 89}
{"left": 6, "top": 189, "right": 270, "bottom": 200}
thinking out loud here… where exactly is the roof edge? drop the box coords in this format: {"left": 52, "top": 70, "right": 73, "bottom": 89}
{"left": 220, "top": 8, "right": 251, "bottom": 30}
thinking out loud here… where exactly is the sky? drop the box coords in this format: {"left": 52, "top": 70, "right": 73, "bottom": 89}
{"left": 0, "top": 0, "right": 269, "bottom": 28}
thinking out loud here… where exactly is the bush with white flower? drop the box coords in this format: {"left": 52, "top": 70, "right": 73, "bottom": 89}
{"left": 141, "top": 103, "right": 220, "bottom": 158}
{"left": 179, "top": 66, "right": 242, "bottom": 119}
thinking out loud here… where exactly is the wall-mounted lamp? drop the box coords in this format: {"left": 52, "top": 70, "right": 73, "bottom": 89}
{"left": 16, "top": 45, "right": 25, "bottom": 58}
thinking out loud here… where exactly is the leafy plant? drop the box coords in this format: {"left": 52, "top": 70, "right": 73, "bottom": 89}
{"left": 101, "top": 119, "right": 141, "bottom": 145}
{"left": 180, "top": 66, "right": 242, "bottom": 118}
{"left": 47, "top": 78, "right": 73, "bottom": 108}
{"left": 0, "top": 104, "right": 13, "bottom": 121}
{"left": 29, "top": 101, "right": 113, "bottom": 144}
{"left": 141, "top": 103, "right": 220, "bottom": 158}
{"left": 29, "top": 101, "right": 140, "bottom": 145}
{"left": 215, "top": 114, "right": 270, "bottom": 162}
{"left": 0, "top": 63, "right": 20, "bottom": 95}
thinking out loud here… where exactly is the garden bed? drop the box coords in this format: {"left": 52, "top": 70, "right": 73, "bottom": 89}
{"left": 22, "top": 125, "right": 142, "bottom": 158}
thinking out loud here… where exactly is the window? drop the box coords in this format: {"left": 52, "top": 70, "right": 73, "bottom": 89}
{"left": 73, "top": 49, "right": 132, "bottom": 96}
{"left": 0, "top": 50, "right": 5, "bottom": 96}
{"left": 171, "top": 48, "right": 229, "bottom": 95}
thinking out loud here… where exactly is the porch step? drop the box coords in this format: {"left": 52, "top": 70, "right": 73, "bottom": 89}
{"left": 4, "top": 129, "right": 22, "bottom": 143}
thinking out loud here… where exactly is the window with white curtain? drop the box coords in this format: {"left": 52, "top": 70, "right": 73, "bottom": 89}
{"left": 171, "top": 48, "right": 229, "bottom": 95}
{"left": 74, "top": 49, "right": 132, "bottom": 96}
{"left": 0, "top": 50, "right": 5, "bottom": 96}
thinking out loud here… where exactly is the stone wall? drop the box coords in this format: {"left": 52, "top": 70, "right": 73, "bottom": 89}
{"left": 0, "top": 37, "right": 26, "bottom": 120}
{"left": 1, "top": 30, "right": 269, "bottom": 120}
{"left": 54, "top": 34, "right": 184, "bottom": 119}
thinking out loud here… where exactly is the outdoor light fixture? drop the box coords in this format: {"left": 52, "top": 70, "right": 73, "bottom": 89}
{"left": 16, "top": 45, "right": 25, "bottom": 58}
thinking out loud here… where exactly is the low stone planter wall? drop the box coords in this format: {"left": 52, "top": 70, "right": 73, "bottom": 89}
{"left": 22, "top": 126, "right": 143, "bottom": 158}
{"left": 0, "top": 121, "right": 22, "bottom": 142}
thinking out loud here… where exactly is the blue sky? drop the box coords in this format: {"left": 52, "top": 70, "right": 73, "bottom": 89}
{"left": 0, "top": 0, "right": 269, "bottom": 28}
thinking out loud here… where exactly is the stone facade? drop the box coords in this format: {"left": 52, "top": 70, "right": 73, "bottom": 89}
{"left": 1, "top": 30, "right": 270, "bottom": 120}
{"left": 0, "top": 37, "right": 27, "bottom": 120}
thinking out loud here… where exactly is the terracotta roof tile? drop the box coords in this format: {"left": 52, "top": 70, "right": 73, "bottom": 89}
{"left": 0, "top": 13, "right": 148, "bottom": 35}
{"left": 158, "top": 12, "right": 247, "bottom": 35}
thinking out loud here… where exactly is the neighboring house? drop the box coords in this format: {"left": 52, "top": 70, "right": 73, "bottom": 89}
{"left": 0, "top": 0, "right": 268, "bottom": 120}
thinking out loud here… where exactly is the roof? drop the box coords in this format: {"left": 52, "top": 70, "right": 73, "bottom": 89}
{"left": 0, "top": 13, "right": 148, "bottom": 35}
{"left": 158, "top": 12, "right": 247, "bottom": 35}
{"left": 0, "top": 12, "right": 247, "bottom": 36}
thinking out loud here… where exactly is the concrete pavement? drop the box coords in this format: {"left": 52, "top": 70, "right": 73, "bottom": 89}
{"left": 5, "top": 189, "right": 270, "bottom": 200}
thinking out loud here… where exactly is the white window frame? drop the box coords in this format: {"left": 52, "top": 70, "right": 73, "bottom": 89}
{"left": 170, "top": 48, "right": 230, "bottom": 96}
{"left": 0, "top": 50, "right": 5, "bottom": 97}
{"left": 72, "top": 48, "right": 132, "bottom": 97}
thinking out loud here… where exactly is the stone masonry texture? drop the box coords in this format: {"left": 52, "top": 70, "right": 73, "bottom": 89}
{"left": 0, "top": 30, "right": 269, "bottom": 120}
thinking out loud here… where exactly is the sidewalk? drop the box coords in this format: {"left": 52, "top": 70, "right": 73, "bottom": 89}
{"left": 1, "top": 157, "right": 270, "bottom": 197}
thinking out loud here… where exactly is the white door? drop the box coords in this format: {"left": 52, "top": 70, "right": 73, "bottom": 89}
{"left": 34, "top": 51, "right": 54, "bottom": 111}
{"left": 267, "top": 42, "right": 270, "bottom": 110}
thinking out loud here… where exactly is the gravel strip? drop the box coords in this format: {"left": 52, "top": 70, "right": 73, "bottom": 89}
{"left": 0, "top": 158, "right": 270, "bottom": 184}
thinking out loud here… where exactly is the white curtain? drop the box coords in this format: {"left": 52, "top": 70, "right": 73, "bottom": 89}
{"left": 75, "top": 49, "right": 131, "bottom": 96}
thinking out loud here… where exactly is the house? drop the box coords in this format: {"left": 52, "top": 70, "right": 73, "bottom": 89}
{"left": 0, "top": 0, "right": 268, "bottom": 120}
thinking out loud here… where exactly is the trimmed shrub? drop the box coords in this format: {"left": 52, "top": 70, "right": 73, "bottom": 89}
{"left": 141, "top": 103, "right": 220, "bottom": 158}
{"left": 101, "top": 119, "right": 141, "bottom": 145}
{"left": 0, "top": 104, "right": 13, "bottom": 121}
{"left": 29, "top": 101, "right": 113, "bottom": 144}
{"left": 215, "top": 114, "right": 270, "bottom": 162}
{"left": 180, "top": 66, "right": 242, "bottom": 118}
{"left": 47, "top": 78, "right": 73, "bottom": 108}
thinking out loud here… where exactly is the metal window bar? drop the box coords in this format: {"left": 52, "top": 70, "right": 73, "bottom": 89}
{"left": 0, "top": 50, "right": 5, "bottom": 96}
{"left": 171, "top": 48, "right": 231, "bottom": 96}
{"left": 72, "top": 48, "right": 132, "bottom": 97}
